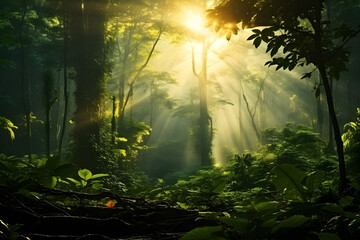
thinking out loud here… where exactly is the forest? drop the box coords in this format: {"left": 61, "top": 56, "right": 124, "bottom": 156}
{"left": 1, "top": 0, "right": 360, "bottom": 239}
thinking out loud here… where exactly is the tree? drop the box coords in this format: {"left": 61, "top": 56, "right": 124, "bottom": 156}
{"left": 69, "top": 0, "right": 108, "bottom": 169}
{"left": 207, "top": 0, "right": 360, "bottom": 191}
{"left": 42, "top": 70, "right": 57, "bottom": 160}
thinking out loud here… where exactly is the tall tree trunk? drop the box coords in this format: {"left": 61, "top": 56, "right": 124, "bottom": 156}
{"left": 316, "top": 72, "right": 324, "bottom": 135}
{"left": 199, "top": 42, "right": 211, "bottom": 166}
{"left": 313, "top": 0, "right": 347, "bottom": 191}
{"left": 111, "top": 96, "right": 116, "bottom": 145}
{"left": 20, "top": 0, "right": 32, "bottom": 161}
{"left": 58, "top": 0, "right": 69, "bottom": 157}
{"left": 192, "top": 39, "right": 212, "bottom": 166}
{"left": 43, "top": 71, "right": 56, "bottom": 160}
{"left": 327, "top": 78, "right": 335, "bottom": 152}
{"left": 70, "top": 0, "right": 106, "bottom": 169}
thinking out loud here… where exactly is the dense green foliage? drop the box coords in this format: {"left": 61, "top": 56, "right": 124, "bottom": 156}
{"left": 145, "top": 123, "right": 360, "bottom": 239}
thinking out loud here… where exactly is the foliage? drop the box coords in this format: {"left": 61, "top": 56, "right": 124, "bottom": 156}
{"left": 66, "top": 169, "right": 109, "bottom": 191}
{"left": 112, "top": 117, "right": 151, "bottom": 169}
{"left": 0, "top": 219, "right": 29, "bottom": 240}
{"left": 173, "top": 162, "right": 359, "bottom": 240}
{"left": 0, "top": 116, "right": 18, "bottom": 141}
{"left": 259, "top": 123, "right": 337, "bottom": 171}
{"left": 271, "top": 164, "right": 324, "bottom": 202}
{"left": 145, "top": 123, "right": 360, "bottom": 239}
{"left": 207, "top": 0, "right": 359, "bottom": 79}
{"left": 342, "top": 107, "right": 360, "bottom": 181}
{"left": 0, "top": 154, "right": 110, "bottom": 193}
{"left": 149, "top": 124, "right": 338, "bottom": 209}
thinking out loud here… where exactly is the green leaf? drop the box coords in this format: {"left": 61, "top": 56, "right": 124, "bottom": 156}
{"left": 252, "top": 201, "right": 279, "bottom": 212}
{"left": 37, "top": 158, "right": 47, "bottom": 168}
{"left": 177, "top": 202, "right": 190, "bottom": 210}
{"left": 304, "top": 170, "right": 325, "bottom": 200}
{"left": 271, "top": 164, "right": 307, "bottom": 202}
{"left": 211, "top": 179, "right": 227, "bottom": 193}
{"left": 66, "top": 177, "right": 81, "bottom": 186}
{"left": 81, "top": 179, "right": 87, "bottom": 187}
{"left": 38, "top": 176, "right": 57, "bottom": 188}
{"left": 91, "top": 182, "right": 103, "bottom": 190}
{"left": 90, "top": 173, "right": 109, "bottom": 179}
{"left": 271, "top": 215, "right": 309, "bottom": 234}
{"left": 78, "top": 169, "right": 92, "bottom": 180}
{"left": 179, "top": 226, "right": 225, "bottom": 240}
{"left": 339, "top": 196, "right": 354, "bottom": 208}
{"left": 234, "top": 205, "right": 253, "bottom": 213}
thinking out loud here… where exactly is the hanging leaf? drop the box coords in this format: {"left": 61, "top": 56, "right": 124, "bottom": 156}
{"left": 226, "top": 31, "right": 232, "bottom": 41}
{"left": 247, "top": 34, "right": 258, "bottom": 41}
{"left": 254, "top": 37, "right": 262, "bottom": 48}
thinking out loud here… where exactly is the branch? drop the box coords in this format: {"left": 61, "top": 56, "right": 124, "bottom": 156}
{"left": 252, "top": 71, "right": 268, "bottom": 114}
{"left": 120, "top": 27, "right": 163, "bottom": 117}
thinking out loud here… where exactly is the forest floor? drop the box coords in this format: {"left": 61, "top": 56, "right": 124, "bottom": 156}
{"left": 0, "top": 186, "right": 212, "bottom": 240}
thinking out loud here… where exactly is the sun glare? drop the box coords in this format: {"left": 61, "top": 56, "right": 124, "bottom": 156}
{"left": 185, "top": 13, "right": 205, "bottom": 32}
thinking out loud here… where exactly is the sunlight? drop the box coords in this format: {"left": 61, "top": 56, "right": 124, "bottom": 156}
{"left": 185, "top": 12, "right": 205, "bottom": 32}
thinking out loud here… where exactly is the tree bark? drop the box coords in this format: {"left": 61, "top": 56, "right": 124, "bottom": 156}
{"left": 313, "top": 0, "right": 347, "bottom": 191}
{"left": 20, "top": 0, "right": 32, "bottom": 161}
{"left": 192, "top": 39, "right": 212, "bottom": 166}
{"left": 70, "top": 0, "right": 107, "bottom": 169}
{"left": 58, "top": 0, "right": 69, "bottom": 157}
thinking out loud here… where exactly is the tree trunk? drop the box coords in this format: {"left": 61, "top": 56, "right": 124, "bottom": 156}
{"left": 199, "top": 43, "right": 211, "bottom": 165}
{"left": 326, "top": 78, "right": 335, "bottom": 153}
{"left": 111, "top": 96, "right": 117, "bottom": 145}
{"left": 70, "top": 0, "right": 106, "bottom": 169}
{"left": 192, "top": 40, "right": 212, "bottom": 166}
{"left": 313, "top": 0, "right": 347, "bottom": 191}
{"left": 20, "top": 0, "right": 32, "bottom": 161}
{"left": 316, "top": 72, "right": 324, "bottom": 135}
{"left": 58, "top": 0, "right": 69, "bottom": 157}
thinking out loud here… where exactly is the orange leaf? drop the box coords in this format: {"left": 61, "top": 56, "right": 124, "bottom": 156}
{"left": 106, "top": 200, "right": 115, "bottom": 208}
